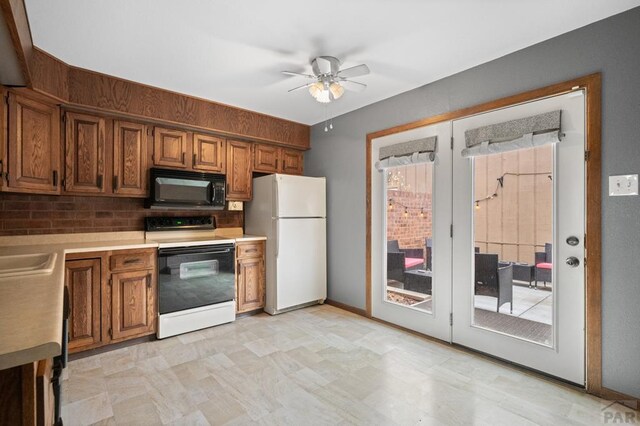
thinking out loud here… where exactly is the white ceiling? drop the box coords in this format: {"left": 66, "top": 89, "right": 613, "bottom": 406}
{"left": 25, "top": 0, "right": 640, "bottom": 125}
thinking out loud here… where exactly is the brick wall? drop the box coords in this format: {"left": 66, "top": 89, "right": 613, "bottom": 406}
{"left": 0, "top": 193, "right": 243, "bottom": 236}
{"left": 386, "top": 190, "right": 432, "bottom": 250}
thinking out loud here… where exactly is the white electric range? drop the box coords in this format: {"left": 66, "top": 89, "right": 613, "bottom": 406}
{"left": 145, "top": 216, "right": 236, "bottom": 339}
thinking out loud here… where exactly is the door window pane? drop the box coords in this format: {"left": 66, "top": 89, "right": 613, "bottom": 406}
{"left": 385, "top": 163, "right": 433, "bottom": 313}
{"left": 472, "top": 145, "right": 553, "bottom": 345}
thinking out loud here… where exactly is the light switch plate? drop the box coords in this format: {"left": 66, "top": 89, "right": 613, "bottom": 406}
{"left": 609, "top": 174, "right": 638, "bottom": 196}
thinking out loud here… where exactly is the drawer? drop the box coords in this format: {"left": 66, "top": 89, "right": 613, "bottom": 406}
{"left": 236, "top": 241, "right": 264, "bottom": 259}
{"left": 110, "top": 250, "right": 154, "bottom": 271}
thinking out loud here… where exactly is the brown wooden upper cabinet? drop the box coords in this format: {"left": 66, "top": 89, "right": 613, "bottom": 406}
{"left": 253, "top": 144, "right": 280, "bottom": 174}
{"left": 64, "top": 112, "right": 107, "bottom": 194}
{"left": 281, "top": 148, "right": 304, "bottom": 175}
{"left": 153, "top": 127, "right": 188, "bottom": 168}
{"left": 113, "top": 120, "right": 148, "bottom": 197}
{"left": 226, "top": 140, "right": 253, "bottom": 201}
{"left": 6, "top": 91, "right": 61, "bottom": 194}
{"left": 192, "top": 133, "right": 226, "bottom": 173}
{"left": 253, "top": 144, "right": 304, "bottom": 175}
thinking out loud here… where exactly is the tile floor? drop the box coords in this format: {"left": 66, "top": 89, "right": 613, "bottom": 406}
{"left": 62, "top": 305, "right": 631, "bottom": 425}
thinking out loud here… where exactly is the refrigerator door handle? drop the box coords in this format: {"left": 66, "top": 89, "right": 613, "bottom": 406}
{"left": 272, "top": 179, "right": 279, "bottom": 219}
{"left": 275, "top": 219, "right": 279, "bottom": 257}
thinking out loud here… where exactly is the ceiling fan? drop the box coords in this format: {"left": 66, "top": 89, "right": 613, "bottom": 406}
{"left": 283, "top": 56, "right": 370, "bottom": 103}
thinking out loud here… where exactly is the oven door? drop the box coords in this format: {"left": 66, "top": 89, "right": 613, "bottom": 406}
{"left": 157, "top": 244, "right": 235, "bottom": 315}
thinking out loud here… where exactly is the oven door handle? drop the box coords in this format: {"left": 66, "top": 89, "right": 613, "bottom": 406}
{"left": 158, "top": 247, "right": 233, "bottom": 256}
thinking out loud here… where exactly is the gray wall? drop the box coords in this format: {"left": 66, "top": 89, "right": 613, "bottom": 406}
{"left": 305, "top": 7, "right": 640, "bottom": 398}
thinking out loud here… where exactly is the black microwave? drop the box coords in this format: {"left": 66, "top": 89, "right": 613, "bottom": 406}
{"left": 146, "top": 168, "right": 226, "bottom": 210}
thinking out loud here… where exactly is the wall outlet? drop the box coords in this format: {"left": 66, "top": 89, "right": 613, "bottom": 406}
{"left": 609, "top": 174, "right": 638, "bottom": 196}
{"left": 228, "top": 201, "right": 243, "bottom": 211}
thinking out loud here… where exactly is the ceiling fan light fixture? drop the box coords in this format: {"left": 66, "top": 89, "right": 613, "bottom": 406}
{"left": 329, "top": 82, "right": 344, "bottom": 100}
{"left": 315, "top": 90, "right": 331, "bottom": 103}
{"left": 308, "top": 81, "right": 324, "bottom": 99}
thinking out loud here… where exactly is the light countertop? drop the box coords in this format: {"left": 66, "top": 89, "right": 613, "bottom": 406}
{"left": 0, "top": 230, "right": 266, "bottom": 371}
{"left": 0, "top": 232, "right": 157, "bottom": 370}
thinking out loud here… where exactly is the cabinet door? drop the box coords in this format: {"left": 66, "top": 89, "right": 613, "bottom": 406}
{"left": 253, "top": 144, "right": 280, "bottom": 173}
{"left": 153, "top": 127, "right": 188, "bottom": 168}
{"left": 111, "top": 270, "right": 156, "bottom": 340}
{"left": 0, "top": 88, "right": 6, "bottom": 191}
{"left": 281, "top": 149, "right": 304, "bottom": 175}
{"left": 65, "top": 258, "right": 102, "bottom": 351}
{"left": 237, "top": 257, "right": 265, "bottom": 313}
{"left": 7, "top": 92, "right": 61, "bottom": 193}
{"left": 35, "top": 358, "right": 55, "bottom": 426}
{"left": 226, "top": 140, "right": 252, "bottom": 201}
{"left": 64, "top": 112, "right": 107, "bottom": 194}
{"left": 192, "top": 134, "right": 225, "bottom": 173}
{"left": 113, "top": 120, "right": 147, "bottom": 196}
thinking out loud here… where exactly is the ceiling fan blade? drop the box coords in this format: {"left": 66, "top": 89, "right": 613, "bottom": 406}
{"left": 288, "top": 82, "right": 314, "bottom": 92}
{"left": 340, "top": 79, "right": 367, "bottom": 92}
{"left": 313, "top": 57, "right": 333, "bottom": 75}
{"left": 282, "top": 71, "right": 316, "bottom": 79}
{"left": 338, "top": 64, "right": 370, "bottom": 78}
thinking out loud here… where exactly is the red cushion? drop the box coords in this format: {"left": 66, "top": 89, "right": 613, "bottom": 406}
{"left": 536, "top": 262, "right": 553, "bottom": 269}
{"left": 405, "top": 258, "right": 423, "bottom": 269}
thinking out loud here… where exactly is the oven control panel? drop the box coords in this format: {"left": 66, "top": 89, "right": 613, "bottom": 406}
{"left": 145, "top": 216, "right": 215, "bottom": 232}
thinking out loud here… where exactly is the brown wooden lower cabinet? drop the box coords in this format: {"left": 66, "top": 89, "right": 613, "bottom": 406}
{"left": 0, "top": 358, "right": 54, "bottom": 426}
{"left": 65, "top": 258, "right": 103, "bottom": 351}
{"left": 110, "top": 270, "right": 155, "bottom": 341}
{"left": 236, "top": 240, "right": 266, "bottom": 313}
{"left": 65, "top": 248, "right": 156, "bottom": 353}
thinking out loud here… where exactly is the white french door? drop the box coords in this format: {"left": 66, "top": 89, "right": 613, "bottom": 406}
{"left": 371, "top": 122, "right": 452, "bottom": 341}
{"left": 451, "top": 91, "right": 586, "bottom": 384}
{"left": 370, "top": 90, "right": 586, "bottom": 385}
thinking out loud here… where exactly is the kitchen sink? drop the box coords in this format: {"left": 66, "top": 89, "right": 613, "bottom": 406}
{"left": 0, "top": 252, "right": 57, "bottom": 279}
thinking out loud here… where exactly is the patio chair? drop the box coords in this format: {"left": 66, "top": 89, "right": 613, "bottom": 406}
{"left": 387, "top": 240, "right": 424, "bottom": 270}
{"left": 474, "top": 253, "right": 513, "bottom": 313}
{"left": 425, "top": 238, "right": 433, "bottom": 271}
{"left": 535, "top": 243, "right": 552, "bottom": 288}
{"left": 387, "top": 251, "right": 406, "bottom": 282}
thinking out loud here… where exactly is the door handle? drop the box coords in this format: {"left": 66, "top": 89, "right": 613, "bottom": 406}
{"left": 97, "top": 174, "right": 104, "bottom": 189}
{"left": 52, "top": 170, "right": 58, "bottom": 187}
{"left": 565, "top": 256, "right": 580, "bottom": 267}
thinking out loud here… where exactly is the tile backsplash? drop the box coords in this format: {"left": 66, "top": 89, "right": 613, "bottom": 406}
{"left": 0, "top": 193, "right": 243, "bottom": 236}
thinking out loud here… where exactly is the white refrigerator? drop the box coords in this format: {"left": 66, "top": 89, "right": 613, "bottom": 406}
{"left": 245, "top": 174, "right": 327, "bottom": 315}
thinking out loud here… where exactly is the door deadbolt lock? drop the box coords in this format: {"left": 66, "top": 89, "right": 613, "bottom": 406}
{"left": 565, "top": 256, "right": 580, "bottom": 267}
{"left": 566, "top": 236, "right": 580, "bottom": 246}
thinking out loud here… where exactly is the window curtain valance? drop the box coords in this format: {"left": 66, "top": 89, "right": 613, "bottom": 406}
{"left": 376, "top": 136, "right": 437, "bottom": 170}
{"left": 461, "top": 110, "right": 562, "bottom": 158}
